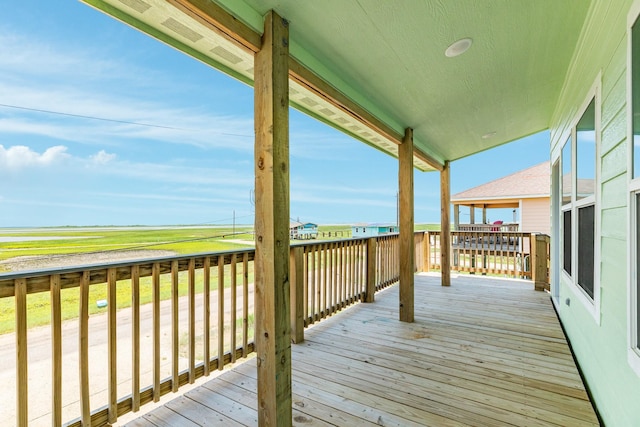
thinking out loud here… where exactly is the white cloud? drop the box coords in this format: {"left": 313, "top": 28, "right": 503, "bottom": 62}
{"left": 90, "top": 150, "right": 116, "bottom": 165}
{"left": 0, "top": 144, "right": 70, "bottom": 169}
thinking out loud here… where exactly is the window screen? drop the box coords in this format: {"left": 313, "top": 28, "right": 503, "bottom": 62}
{"left": 563, "top": 210, "right": 572, "bottom": 276}
{"left": 637, "top": 194, "right": 640, "bottom": 348}
{"left": 578, "top": 205, "right": 595, "bottom": 298}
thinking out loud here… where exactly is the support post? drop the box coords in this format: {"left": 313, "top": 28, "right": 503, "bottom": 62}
{"left": 15, "top": 278, "right": 27, "bottom": 427}
{"left": 423, "top": 231, "right": 431, "bottom": 272}
{"left": 290, "top": 246, "right": 304, "bottom": 343}
{"left": 365, "top": 237, "right": 377, "bottom": 302}
{"left": 441, "top": 161, "right": 451, "bottom": 287}
{"left": 453, "top": 204, "right": 460, "bottom": 231}
{"left": 399, "top": 128, "right": 414, "bottom": 322}
{"left": 254, "top": 9, "right": 292, "bottom": 426}
{"left": 470, "top": 204, "right": 475, "bottom": 224}
{"left": 532, "top": 234, "right": 549, "bottom": 291}
{"left": 482, "top": 205, "right": 487, "bottom": 224}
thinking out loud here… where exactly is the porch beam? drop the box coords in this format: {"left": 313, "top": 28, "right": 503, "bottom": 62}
{"left": 254, "top": 9, "right": 292, "bottom": 427}
{"left": 399, "top": 128, "right": 415, "bottom": 322}
{"left": 168, "top": 0, "right": 262, "bottom": 52}
{"left": 441, "top": 161, "right": 451, "bottom": 287}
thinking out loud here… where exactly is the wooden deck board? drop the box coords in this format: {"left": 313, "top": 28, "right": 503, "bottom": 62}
{"left": 125, "top": 274, "right": 600, "bottom": 426}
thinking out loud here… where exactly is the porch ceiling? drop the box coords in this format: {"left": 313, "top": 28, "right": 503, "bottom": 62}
{"left": 83, "top": 0, "right": 591, "bottom": 171}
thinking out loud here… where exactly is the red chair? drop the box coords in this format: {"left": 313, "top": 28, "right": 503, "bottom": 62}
{"left": 490, "top": 220, "right": 503, "bottom": 232}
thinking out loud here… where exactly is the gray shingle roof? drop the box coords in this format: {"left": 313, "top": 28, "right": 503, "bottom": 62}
{"left": 452, "top": 162, "right": 550, "bottom": 201}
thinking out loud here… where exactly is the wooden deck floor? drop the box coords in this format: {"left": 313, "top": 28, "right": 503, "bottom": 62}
{"left": 125, "top": 273, "right": 599, "bottom": 427}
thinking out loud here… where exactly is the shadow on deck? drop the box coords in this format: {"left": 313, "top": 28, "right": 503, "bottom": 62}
{"left": 124, "top": 274, "right": 599, "bottom": 426}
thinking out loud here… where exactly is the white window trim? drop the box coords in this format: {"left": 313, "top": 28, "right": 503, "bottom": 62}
{"left": 561, "top": 77, "right": 601, "bottom": 324}
{"left": 560, "top": 135, "right": 573, "bottom": 284}
{"left": 627, "top": 0, "right": 640, "bottom": 376}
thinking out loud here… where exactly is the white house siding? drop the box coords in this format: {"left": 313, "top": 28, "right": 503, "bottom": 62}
{"left": 520, "top": 198, "right": 550, "bottom": 235}
{"left": 549, "top": 1, "right": 640, "bottom": 425}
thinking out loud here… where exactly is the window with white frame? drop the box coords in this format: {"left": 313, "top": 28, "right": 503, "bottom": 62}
{"left": 562, "top": 137, "right": 572, "bottom": 276}
{"left": 576, "top": 99, "right": 596, "bottom": 298}
{"left": 562, "top": 97, "right": 597, "bottom": 301}
{"left": 630, "top": 9, "right": 640, "bottom": 355}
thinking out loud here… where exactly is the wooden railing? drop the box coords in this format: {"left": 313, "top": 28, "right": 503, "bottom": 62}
{"left": 1, "top": 235, "right": 400, "bottom": 427}
{"left": 455, "top": 223, "right": 519, "bottom": 232}
{"left": 418, "top": 230, "right": 550, "bottom": 287}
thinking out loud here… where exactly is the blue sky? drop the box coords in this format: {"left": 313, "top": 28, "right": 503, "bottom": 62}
{"left": 0, "top": 1, "right": 550, "bottom": 227}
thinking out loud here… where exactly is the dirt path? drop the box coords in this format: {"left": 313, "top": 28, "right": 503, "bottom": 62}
{"left": 0, "top": 249, "right": 177, "bottom": 272}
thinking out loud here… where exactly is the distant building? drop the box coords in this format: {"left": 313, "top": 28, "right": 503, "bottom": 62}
{"left": 451, "top": 162, "right": 550, "bottom": 235}
{"left": 351, "top": 223, "right": 398, "bottom": 238}
{"left": 289, "top": 222, "right": 318, "bottom": 240}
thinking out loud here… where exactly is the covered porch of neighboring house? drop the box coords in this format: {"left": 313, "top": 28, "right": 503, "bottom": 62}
{"left": 451, "top": 162, "right": 551, "bottom": 235}
{"left": 5, "top": 0, "right": 597, "bottom": 426}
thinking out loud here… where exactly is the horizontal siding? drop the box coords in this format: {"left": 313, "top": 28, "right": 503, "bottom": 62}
{"left": 601, "top": 173, "right": 627, "bottom": 209}
{"left": 601, "top": 206, "right": 627, "bottom": 240}
{"left": 601, "top": 104, "right": 627, "bottom": 155}
{"left": 520, "top": 198, "right": 550, "bottom": 234}
{"left": 601, "top": 142, "right": 628, "bottom": 182}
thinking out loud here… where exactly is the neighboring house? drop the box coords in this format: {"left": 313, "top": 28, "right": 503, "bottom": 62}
{"left": 451, "top": 162, "right": 550, "bottom": 235}
{"left": 351, "top": 223, "right": 398, "bottom": 238}
{"left": 289, "top": 222, "right": 318, "bottom": 240}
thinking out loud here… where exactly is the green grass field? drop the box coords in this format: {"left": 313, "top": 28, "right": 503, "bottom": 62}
{"left": 0, "top": 225, "right": 256, "bottom": 264}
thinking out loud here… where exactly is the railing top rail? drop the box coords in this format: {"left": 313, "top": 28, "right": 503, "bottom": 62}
{"left": 291, "top": 237, "right": 368, "bottom": 248}
{"left": 0, "top": 246, "right": 256, "bottom": 282}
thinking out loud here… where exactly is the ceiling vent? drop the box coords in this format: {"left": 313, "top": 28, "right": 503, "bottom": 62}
{"left": 161, "top": 18, "right": 203, "bottom": 43}
{"left": 210, "top": 46, "right": 242, "bottom": 64}
{"left": 117, "top": 0, "right": 151, "bottom": 13}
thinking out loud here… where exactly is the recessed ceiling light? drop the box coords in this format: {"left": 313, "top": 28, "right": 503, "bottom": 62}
{"left": 445, "top": 38, "right": 473, "bottom": 57}
{"left": 482, "top": 131, "right": 497, "bottom": 139}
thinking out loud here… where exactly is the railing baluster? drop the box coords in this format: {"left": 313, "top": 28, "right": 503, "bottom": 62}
{"left": 15, "top": 278, "right": 28, "bottom": 427}
{"left": 330, "top": 243, "right": 336, "bottom": 313}
{"left": 380, "top": 238, "right": 384, "bottom": 285}
{"left": 131, "top": 265, "right": 140, "bottom": 412}
{"left": 79, "top": 271, "right": 91, "bottom": 425}
{"left": 107, "top": 268, "right": 117, "bottom": 423}
{"left": 310, "top": 246, "right": 316, "bottom": 323}
{"left": 171, "top": 260, "right": 179, "bottom": 392}
{"left": 303, "top": 248, "right": 309, "bottom": 324}
{"left": 322, "top": 244, "right": 327, "bottom": 318}
{"left": 354, "top": 242, "right": 360, "bottom": 298}
{"left": 50, "top": 274, "right": 62, "bottom": 427}
{"left": 242, "top": 252, "right": 249, "bottom": 358}
{"left": 339, "top": 242, "right": 345, "bottom": 307}
{"left": 230, "top": 254, "right": 237, "bottom": 363}
{"left": 152, "top": 263, "right": 160, "bottom": 402}
{"left": 317, "top": 245, "right": 322, "bottom": 317}
{"left": 203, "top": 257, "right": 211, "bottom": 375}
{"left": 218, "top": 255, "right": 224, "bottom": 371}
{"left": 188, "top": 258, "right": 196, "bottom": 382}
